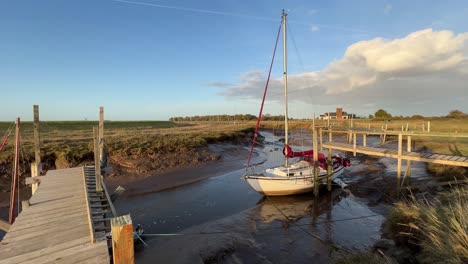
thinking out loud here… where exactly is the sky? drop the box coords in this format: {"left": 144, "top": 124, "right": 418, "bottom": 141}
{"left": 1, "top": 0, "right": 467, "bottom": 121}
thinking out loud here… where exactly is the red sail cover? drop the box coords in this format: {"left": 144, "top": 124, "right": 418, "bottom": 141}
{"left": 282, "top": 144, "right": 350, "bottom": 170}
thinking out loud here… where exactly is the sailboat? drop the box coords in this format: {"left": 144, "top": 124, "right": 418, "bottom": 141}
{"left": 243, "top": 10, "right": 351, "bottom": 196}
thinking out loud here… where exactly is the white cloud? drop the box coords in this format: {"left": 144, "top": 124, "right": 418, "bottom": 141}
{"left": 311, "top": 25, "right": 320, "bottom": 32}
{"left": 218, "top": 29, "right": 468, "bottom": 116}
{"left": 384, "top": 4, "right": 392, "bottom": 14}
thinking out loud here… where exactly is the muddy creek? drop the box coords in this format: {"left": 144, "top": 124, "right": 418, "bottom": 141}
{"left": 112, "top": 131, "right": 430, "bottom": 263}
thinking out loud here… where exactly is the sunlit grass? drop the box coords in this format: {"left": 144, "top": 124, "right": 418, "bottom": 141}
{"left": 386, "top": 186, "right": 468, "bottom": 263}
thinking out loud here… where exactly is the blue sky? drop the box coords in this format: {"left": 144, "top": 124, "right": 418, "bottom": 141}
{"left": 1, "top": 0, "right": 467, "bottom": 121}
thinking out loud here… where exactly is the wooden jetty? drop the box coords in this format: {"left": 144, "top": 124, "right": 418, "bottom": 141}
{"left": 0, "top": 106, "right": 134, "bottom": 264}
{"left": 0, "top": 167, "right": 111, "bottom": 263}
{"left": 318, "top": 127, "right": 468, "bottom": 189}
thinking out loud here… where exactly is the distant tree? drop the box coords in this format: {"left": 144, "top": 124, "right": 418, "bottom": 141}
{"left": 368, "top": 114, "right": 374, "bottom": 119}
{"left": 447, "top": 110, "right": 467, "bottom": 118}
{"left": 375, "top": 109, "right": 392, "bottom": 118}
{"left": 411, "top": 115, "right": 425, "bottom": 119}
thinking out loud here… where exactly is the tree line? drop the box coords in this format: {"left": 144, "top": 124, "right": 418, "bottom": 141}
{"left": 170, "top": 110, "right": 467, "bottom": 122}
{"left": 169, "top": 114, "right": 297, "bottom": 122}
{"left": 369, "top": 109, "right": 468, "bottom": 119}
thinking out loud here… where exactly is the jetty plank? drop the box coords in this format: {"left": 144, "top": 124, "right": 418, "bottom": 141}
{"left": 321, "top": 142, "right": 468, "bottom": 167}
{"left": 0, "top": 167, "right": 110, "bottom": 264}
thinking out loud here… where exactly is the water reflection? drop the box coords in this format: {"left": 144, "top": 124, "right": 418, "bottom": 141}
{"left": 256, "top": 188, "right": 348, "bottom": 226}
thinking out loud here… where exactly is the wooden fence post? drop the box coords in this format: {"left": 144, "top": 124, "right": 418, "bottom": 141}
{"left": 319, "top": 127, "right": 323, "bottom": 151}
{"left": 111, "top": 214, "right": 134, "bottom": 264}
{"left": 405, "top": 135, "right": 412, "bottom": 182}
{"left": 313, "top": 128, "right": 319, "bottom": 197}
{"left": 353, "top": 132, "right": 357, "bottom": 156}
{"left": 363, "top": 133, "right": 367, "bottom": 147}
{"left": 427, "top": 121, "right": 430, "bottom": 133}
{"left": 397, "top": 133, "right": 402, "bottom": 189}
{"left": 327, "top": 149, "right": 332, "bottom": 192}
{"left": 93, "top": 127, "right": 102, "bottom": 192}
{"left": 99, "top": 107, "right": 104, "bottom": 169}
{"left": 32, "top": 105, "right": 41, "bottom": 194}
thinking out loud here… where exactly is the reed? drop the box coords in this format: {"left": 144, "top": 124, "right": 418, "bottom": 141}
{"left": 386, "top": 186, "right": 468, "bottom": 263}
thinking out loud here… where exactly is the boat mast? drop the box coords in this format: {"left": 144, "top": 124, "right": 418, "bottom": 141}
{"left": 282, "top": 10, "right": 289, "bottom": 167}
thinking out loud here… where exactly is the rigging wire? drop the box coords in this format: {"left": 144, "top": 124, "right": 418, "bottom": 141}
{"left": 111, "top": 0, "right": 277, "bottom": 22}
{"left": 110, "top": 0, "right": 375, "bottom": 35}
{"left": 246, "top": 21, "right": 282, "bottom": 168}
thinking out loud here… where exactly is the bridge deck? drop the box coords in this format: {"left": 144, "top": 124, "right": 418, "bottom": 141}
{"left": 322, "top": 142, "right": 468, "bottom": 167}
{"left": 0, "top": 167, "right": 110, "bottom": 264}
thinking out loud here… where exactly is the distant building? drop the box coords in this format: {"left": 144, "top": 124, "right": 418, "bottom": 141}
{"left": 319, "top": 108, "right": 356, "bottom": 120}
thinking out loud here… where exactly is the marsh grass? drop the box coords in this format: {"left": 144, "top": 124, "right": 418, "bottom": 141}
{"left": 387, "top": 186, "right": 468, "bottom": 263}
{"left": 0, "top": 121, "right": 254, "bottom": 165}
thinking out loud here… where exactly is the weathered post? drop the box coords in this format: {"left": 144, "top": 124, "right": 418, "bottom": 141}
{"left": 111, "top": 214, "right": 134, "bottom": 264}
{"left": 405, "top": 122, "right": 409, "bottom": 132}
{"left": 319, "top": 127, "right": 323, "bottom": 151}
{"left": 99, "top": 106, "right": 104, "bottom": 168}
{"left": 93, "top": 127, "right": 102, "bottom": 192}
{"left": 363, "top": 133, "right": 367, "bottom": 147}
{"left": 353, "top": 132, "right": 357, "bottom": 156}
{"left": 382, "top": 124, "right": 388, "bottom": 144}
{"left": 397, "top": 133, "right": 402, "bottom": 189}
{"left": 327, "top": 149, "right": 332, "bottom": 192}
{"left": 405, "top": 135, "right": 412, "bottom": 181}
{"left": 427, "top": 121, "right": 430, "bottom": 133}
{"left": 31, "top": 105, "right": 41, "bottom": 194}
{"left": 313, "top": 127, "right": 319, "bottom": 197}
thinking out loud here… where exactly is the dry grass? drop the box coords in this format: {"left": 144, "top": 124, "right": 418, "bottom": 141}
{"left": 386, "top": 186, "right": 468, "bottom": 263}
{"left": 0, "top": 121, "right": 254, "bottom": 164}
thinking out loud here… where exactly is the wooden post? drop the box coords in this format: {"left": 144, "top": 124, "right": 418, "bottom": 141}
{"left": 327, "top": 112, "right": 330, "bottom": 128}
{"left": 319, "top": 127, "right": 323, "bottom": 151}
{"left": 405, "top": 135, "right": 412, "bottom": 180}
{"left": 32, "top": 105, "right": 41, "bottom": 194}
{"left": 99, "top": 107, "right": 104, "bottom": 169}
{"left": 405, "top": 122, "right": 409, "bottom": 132}
{"left": 328, "top": 128, "right": 332, "bottom": 142}
{"left": 9, "top": 118, "right": 20, "bottom": 224}
{"left": 397, "top": 133, "right": 402, "bottom": 189}
{"left": 21, "top": 200, "right": 30, "bottom": 209}
{"left": 422, "top": 123, "right": 425, "bottom": 132}
{"left": 382, "top": 124, "right": 388, "bottom": 144}
{"left": 111, "top": 214, "right": 134, "bottom": 264}
{"left": 93, "top": 127, "right": 102, "bottom": 192}
{"left": 327, "top": 149, "right": 332, "bottom": 192}
{"left": 353, "top": 132, "right": 357, "bottom": 156}
{"left": 363, "top": 134, "right": 367, "bottom": 147}
{"left": 313, "top": 128, "right": 319, "bottom": 197}
{"left": 427, "top": 121, "right": 430, "bottom": 133}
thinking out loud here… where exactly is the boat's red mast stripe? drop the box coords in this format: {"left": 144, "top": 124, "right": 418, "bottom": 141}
{"left": 247, "top": 22, "right": 282, "bottom": 167}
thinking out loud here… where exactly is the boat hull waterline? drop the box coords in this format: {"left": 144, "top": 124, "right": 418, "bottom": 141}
{"left": 244, "top": 165, "right": 345, "bottom": 196}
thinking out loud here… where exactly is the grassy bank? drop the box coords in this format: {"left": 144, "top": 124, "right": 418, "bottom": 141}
{"left": 386, "top": 186, "right": 468, "bottom": 263}
{"left": 0, "top": 121, "right": 255, "bottom": 192}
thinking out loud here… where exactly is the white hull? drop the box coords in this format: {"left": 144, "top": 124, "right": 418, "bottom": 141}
{"left": 244, "top": 164, "right": 345, "bottom": 196}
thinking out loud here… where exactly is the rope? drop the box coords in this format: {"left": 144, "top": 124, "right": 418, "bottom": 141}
{"left": 246, "top": 21, "right": 282, "bottom": 168}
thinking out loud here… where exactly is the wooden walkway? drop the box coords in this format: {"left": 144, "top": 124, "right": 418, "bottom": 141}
{"left": 322, "top": 142, "right": 468, "bottom": 167}
{"left": 0, "top": 167, "right": 110, "bottom": 264}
